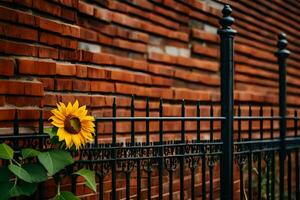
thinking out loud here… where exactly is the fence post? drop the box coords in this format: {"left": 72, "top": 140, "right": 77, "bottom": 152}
{"left": 276, "top": 32, "right": 290, "bottom": 200}
{"left": 218, "top": 4, "right": 237, "bottom": 200}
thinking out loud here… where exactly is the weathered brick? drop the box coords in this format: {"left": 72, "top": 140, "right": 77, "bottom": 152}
{"left": 55, "top": 79, "right": 73, "bottom": 91}
{"left": 90, "top": 81, "right": 114, "bottom": 93}
{"left": 87, "top": 66, "right": 107, "bottom": 79}
{"left": 0, "top": 58, "right": 15, "bottom": 76}
{"left": 0, "top": 80, "right": 24, "bottom": 95}
{"left": 73, "top": 80, "right": 90, "bottom": 92}
{"left": 24, "top": 81, "right": 44, "bottom": 96}
{"left": 56, "top": 63, "right": 76, "bottom": 76}
{"left": 18, "top": 59, "right": 56, "bottom": 75}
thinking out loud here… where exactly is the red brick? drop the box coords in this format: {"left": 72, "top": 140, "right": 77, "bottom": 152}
{"left": 0, "top": 22, "right": 38, "bottom": 41}
{"left": 76, "top": 65, "right": 87, "bottom": 78}
{"left": 87, "top": 67, "right": 107, "bottom": 79}
{"left": 113, "top": 56, "right": 133, "bottom": 68}
{"left": 74, "top": 95, "right": 91, "bottom": 106}
{"left": 0, "top": 96, "right": 5, "bottom": 106}
{"left": 6, "top": 96, "right": 42, "bottom": 107}
{"left": 39, "top": 32, "right": 61, "bottom": 46}
{"left": 0, "top": 80, "right": 24, "bottom": 95}
{"left": 33, "top": 0, "right": 61, "bottom": 17}
{"left": 80, "top": 28, "right": 97, "bottom": 42}
{"left": 60, "top": 8, "right": 76, "bottom": 21}
{"left": 24, "top": 81, "right": 44, "bottom": 96}
{"left": 0, "top": 108, "right": 16, "bottom": 121}
{"left": 0, "top": 6, "right": 17, "bottom": 22}
{"left": 55, "top": 79, "right": 73, "bottom": 91}
{"left": 90, "top": 95, "right": 106, "bottom": 107}
{"left": 56, "top": 63, "right": 76, "bottom": 76}
{"left": 14, "top": 0, "right": 33, "bottom": 7}
{"left": 0, "top": 40, "right": 37, "bottom": 57}
{"left": 61, "top": 24, "right": 80, "bottom": 38}
{"left": 38, "top": 46, "right": 59, "bottom": 59}
{"left": 94, "top": 7, "right": 112, "bottom": 22}
{"left": 17, "top": 109, "right": 40, "bottom": 120}
{"left": 17, "top": 11, "right": 36, "bottom": 26}
{"left": 42, "top": 94, "right": 59, "bottom": 106}
{"left": 73, "top": 80, "right": 90, "bottom": 92}
{"left": 0, "top": 58, "right": 15, "bottom": 76}
{"left": 90, "top": 81, "right": 114, "bottom": 93}
{"left": 113, "top": 39, "right": 147, "bottom": 53}
{"left": 36, "top": 17, "right": 62, "bottom": 34}
{"left": 37, "top": 78, "right": 54, "bottom": 91}
{"left": 128, "top": 31, "right": 149, "bottom": 43}
{"left": 92, "top": 53, "right": 114, "bottom": 65}
{"left": 18, "top": 59, "right": 56, "bottom": 75}
{"left": 78, "top": 1, "right": 94, "bottom": 15}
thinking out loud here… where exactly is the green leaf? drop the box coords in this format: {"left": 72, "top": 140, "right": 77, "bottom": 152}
{"left": 21, "top": 148, "right": 41, "bottom": 159}
{"left": 54, "top": 191, "right": 79, "bottom": 200}
{"left": 74, "top": 168, "right": 96, "bottom": 192}
{"left": 0, "top": 167, "right": 10, "bottom": 183}
{"left": 37, "top": 150, "right": 74, "bottom": 176}
{"left": 0, "top": 182, "right": 13, "bottom": 200}
{"left": 8, "top": 164, "right": 32, "bottom": 183}
{"left": 22, "top": 163, "right": 47, "bottom": 182}
{"left": 9, "top": 182, "right": 37, "bottom": 197}
{"left": 0, "top": 143, "right": 13, "bottom": 160}
{"left": 44, "top": 127, "right": 57, "bottom": 139}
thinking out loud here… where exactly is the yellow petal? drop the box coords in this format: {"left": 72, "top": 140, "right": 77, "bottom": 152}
{"left": 51, "top": 120, "right": 64, "bottom": 128}
{"left": 66, "top": 102, "right": 73, "bottom": 115}
{"left": 72, "top": 135, "right": 82, "bottom": 150}
{"left": 51, "top": 109, "right": 66, "bottom": 120}
{"left": 77, "top": 105, "right": 87, "bottom": 116}
{"left": 57, "top": 128, "right": 73, "bottom": 148}
{"left": 73, "top": 100, "right": 79, "bottom": 111}
{"left": 80, "top": 115, "right": 95, "bottom": 122}
{"left": 58, "top": 102, "right": 67, "bottom": 115}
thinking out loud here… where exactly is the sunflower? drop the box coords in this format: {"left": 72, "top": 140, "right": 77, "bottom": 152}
{"left": 49, "top": 100, "right": 95, "bottom": 150}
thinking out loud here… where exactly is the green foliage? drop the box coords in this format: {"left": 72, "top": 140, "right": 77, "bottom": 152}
{"left": 38, "top": 150, "right": 74, "bottom": 176}
{"left": 9, "top": 182, "right": 37, "bottom": 197}
{"left": 74, "top": 168, "right": 97, "bottom": 192}
{"left": 0, "top": 122, "right": 96, "bottom": 199}
{"left": 0, "top": 143, "right": 13, "bottom": 160}
{"left": 21, "top": 148, "right": 41, "bottom": 159}
{"left": 8, "top": 164, "right": 32, "bottom": 183}
{"left": 22, "top": 164, "right": 48, "bottom": 182}
{"left": 54, "top": 191, "right": 80, "bottom": 200}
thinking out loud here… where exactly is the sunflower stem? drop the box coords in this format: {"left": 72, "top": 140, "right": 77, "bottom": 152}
{"left": 57, "top": 180, "right": 61, "bottom": 195}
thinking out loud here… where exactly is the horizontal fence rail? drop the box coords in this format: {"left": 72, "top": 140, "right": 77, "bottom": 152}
{"left": 0, "top": 4, "right": 299, "bottom": 200}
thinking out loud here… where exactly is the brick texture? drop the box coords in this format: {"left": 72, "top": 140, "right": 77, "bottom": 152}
{"left": 0, "top": 0, "right": 300, "bottom": 199}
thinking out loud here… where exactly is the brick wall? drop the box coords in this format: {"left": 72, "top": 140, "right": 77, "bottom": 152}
{"left": 0, "top": 0, "right": 300, "bottom": 199}
{"left": 1, "top": 0, "right": 300, "bottom": 122}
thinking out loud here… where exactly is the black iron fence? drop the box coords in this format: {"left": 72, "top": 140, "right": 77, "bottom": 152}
{"left": 0, "top": 4, "right": 299, "bottom": 200}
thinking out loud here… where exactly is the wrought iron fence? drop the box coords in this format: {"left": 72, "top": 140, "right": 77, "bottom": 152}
{"left": 0, "top": 4, "right": 299, "bottom": 200}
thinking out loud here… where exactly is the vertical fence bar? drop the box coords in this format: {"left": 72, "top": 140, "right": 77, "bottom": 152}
{"left": 258, "top": 105, "right": 263, "bottom": 200}
{"left": 111, "top": 98, "right": 117, "bottom": 200}
{"left": 275, "top": 33, "right": 290, "bottom": 200}
{"left": 180, "top": 100, "right": 185, "bottom": 200}
{"left": 218, "top": 5, "right": 236, "bottom": 200}
{"left": 209, "top": 103, "right": 214, "bottom": 200}
{"left": 270, "top": 107, "right": 275, "bottom": 200}
{"left": 248, "top": 105, "right": 253, "bottom": 200}
{"left": 295, "top": 110, "right": 299, "bottom": 200}
{"left": 146, "top": 97, "right": 152, "bottom": 200}
{"left": 159, "top": 99, "right": 164, "bottom": 200}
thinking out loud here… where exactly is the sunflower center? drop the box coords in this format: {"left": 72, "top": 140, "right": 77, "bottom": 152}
{"left": 64, "top": 116, "right": 81, "bottom": 134}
